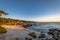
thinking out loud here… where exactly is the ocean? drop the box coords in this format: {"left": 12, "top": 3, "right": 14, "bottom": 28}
{"left": 28, "top": 22, "right": 60, "bottom": 33}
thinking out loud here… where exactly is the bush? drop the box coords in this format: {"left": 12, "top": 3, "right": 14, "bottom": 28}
{"left": 0, "top": 26, "right": 7, "bottom": 34}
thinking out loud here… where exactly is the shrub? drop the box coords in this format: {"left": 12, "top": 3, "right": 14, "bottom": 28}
{"left": 0, "top": 26, "right": 7, "bottom": 34}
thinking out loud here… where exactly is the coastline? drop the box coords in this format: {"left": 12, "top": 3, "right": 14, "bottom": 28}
{"left": 1, "top": 24, "right": 60, "bottom": 40}
{"left": 1, "top": 25, "right": 39, "bottom": 40}
{"left": 1, "top": 25, "right": 27, "bottom": 30}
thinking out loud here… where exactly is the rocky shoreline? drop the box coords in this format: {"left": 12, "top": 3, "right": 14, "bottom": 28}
{"left": 0, "top": 25, "right": 60, "bottom": 40}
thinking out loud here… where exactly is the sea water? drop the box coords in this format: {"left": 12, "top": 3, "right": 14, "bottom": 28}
{"left": 28, "top": 22, "right": 60, "bottom": 33}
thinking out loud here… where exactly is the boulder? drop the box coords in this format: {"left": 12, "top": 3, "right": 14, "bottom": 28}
{"left": 22, "top": 23, "right": 33, "bottom": 28}
{"left": 26, "top": 24, "right": 32, "bottom": 26}
{"left": 39, "top": 32, "right": 45, "bottom": 38}
{"left": 29, "top": 32, "right": 36, "bottom": 38}
{"left": 22, "top": 25, "right": 27, "bottom": 28}
{"left": 25, "top": 37, "right": 32, "bottom": 40}
{"left": 48, "top": 28, "right": 60, "bottom": 35}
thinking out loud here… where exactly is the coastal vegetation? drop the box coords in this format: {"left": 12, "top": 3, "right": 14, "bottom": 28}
{"left": 0, "top": 10, "right": 33, "bottom": 34}
{"left": 0, "top": 26, "right": 7, "bottom": 34}
{"left": 0, "top": 10, "right": 31, "bottom": 25}
{"left": 0, "top": 10, "right": 8, "bottom": 33}
{"left": 0, "top": 17, "right": 28, "bottom": 25}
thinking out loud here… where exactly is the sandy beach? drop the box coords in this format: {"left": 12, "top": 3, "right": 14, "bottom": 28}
{"left": 1, "top": 25, "right": 40, "bottom": 40}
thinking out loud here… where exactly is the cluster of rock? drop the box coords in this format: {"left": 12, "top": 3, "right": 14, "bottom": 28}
{"left": 21, "top": 23, "right": 60, "bottom": 40}
{"left": 25, "top": 32, "right": 46, "bottom": 40}
{"left": 48, "top": 28, "right": 60, "bottom": 40}
{"left": 22, "top": 23, "right": 33, "bottom": 28}
{"left": 22, "top": 23, "right": 38, "bottom": 28}
{"left": 25, "top": 28, "right": 60, "bottom": 40}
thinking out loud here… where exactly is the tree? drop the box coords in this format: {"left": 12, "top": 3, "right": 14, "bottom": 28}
{"left": 0, "top": 10, "right": 8, "bottom": 24}
{"left": 0, "top": 10, "right": 8, "bottom": 33}
{"left": 0, "top": 10, "right": 8, "bottom": 17}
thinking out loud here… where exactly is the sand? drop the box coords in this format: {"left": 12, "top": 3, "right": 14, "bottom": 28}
{"left": 0, "top": 25, "right": 39, "bottom": 40}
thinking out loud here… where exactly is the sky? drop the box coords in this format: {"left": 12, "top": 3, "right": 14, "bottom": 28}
{"left": 0, "top": 0, "right": 60, "bottom": 22}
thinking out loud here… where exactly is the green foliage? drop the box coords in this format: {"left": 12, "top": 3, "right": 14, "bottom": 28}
{"left": 0, "top": 26, "right": 7, "bottom": 34}
{"left": 0, "top": 10, "right": 8, "bottom": 17}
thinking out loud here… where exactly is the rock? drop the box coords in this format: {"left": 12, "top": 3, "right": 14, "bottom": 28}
{"left": 28, "top": 38, "right": 32, "bottom": 40}
{"left": 40, "top": 38, "right": 46, "bottom": 40}
{"left": 58, "top": 35, "right": 60, "bottom": 38}
{"left": 48, "top": 28, "right": 60, "bottom": 40}
{"left": 29, "top": 32, "right": 36, "bottom": 38}
{"left": 34, "top": 24, "right": 37, "bottom": 26}
{"left": 25, "top": 37, "right": 32, "bottom": 40}
{"left": 26, "top": 24, "right": 32, "bottom": 26}
{"left": 49, "top": 38, "right": 56, "bottom": 40}
{"left": 22, "top": 25, "right": 27, "bottom": 28}
{"left": 25, "top": 37, "right": 28, "bottom": 40}
{"left": 15, "top": 38, "right": 20, "bottom": 40}
{"left": 39, "top": 32, "right": 45, "bottom": 38}
{"left": 22, "top": 23, "right": 33, "bottom": 28}
{"left": 46, "top": 38, "right": 49, "bottom": 40}
{"left": 48, "top": 28, "right": 60, "bottom": 35}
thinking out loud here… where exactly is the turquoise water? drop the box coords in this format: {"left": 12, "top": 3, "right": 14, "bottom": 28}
{"left": 28, "top": 22, "right": 60, "bottom": 33}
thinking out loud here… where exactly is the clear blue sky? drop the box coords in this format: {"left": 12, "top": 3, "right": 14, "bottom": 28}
{"left": 0, "top": 0, "right": 60, "bottom": 21}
